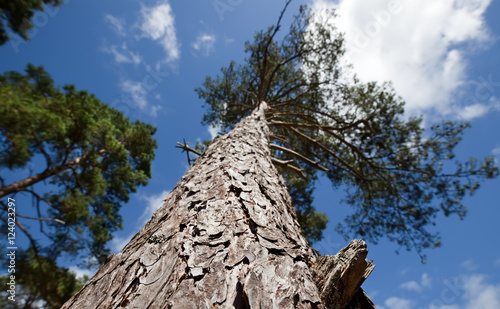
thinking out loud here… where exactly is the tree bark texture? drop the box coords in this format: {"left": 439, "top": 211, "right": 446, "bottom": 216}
{"left": 62, "top": 102, "right": 323, "bottom": 308}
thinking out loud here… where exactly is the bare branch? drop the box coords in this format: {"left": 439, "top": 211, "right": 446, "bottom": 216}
{"left": 15, "top": 213, "right": 66, "bottom": 225}
{"left": 258, "top": 0, "right": 293, "bottom": 101}
{"left": 288, "top": 127, "right": 370, "bottom": 182}
{"left": 176, "top": 139, "right": 203, "bottom": 165}
{"left": 271, "top": 157, "right": 308, "bottom": 181}
{"left": 270, "top": 144, "right": 328, "bottom": 172}
{"left": 176, "top": 141, "right": 203, "bottom": 156}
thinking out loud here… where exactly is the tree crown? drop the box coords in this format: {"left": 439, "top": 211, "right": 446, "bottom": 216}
{"left": 195, "top": 5, "right": 498, "bottom": 259}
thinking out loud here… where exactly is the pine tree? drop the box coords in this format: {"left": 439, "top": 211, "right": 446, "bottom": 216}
{"left": 195, "top": 4, "right": 498, "bottom": 259}
{"left": 63, "top": 103, "right": 348, "bottom": 308}
{"left": 0, "top": 64, "right": 157, "bottom": 307}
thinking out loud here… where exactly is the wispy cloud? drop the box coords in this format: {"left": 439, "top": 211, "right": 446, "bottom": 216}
{"left": 208, "top": 124, "right": 222, "bottom": 139}
{"left": 496, "top": 258, "right": 500, "bottom": 266}
{"left": 456, "top": 103, "right": 491, "bottom": 120}
{"left": 69, "top": 265, "right": 96, "bottom": 279}
{"left": 383, "top": 274, "right": 500, "bottom": 309}
{"left": 460, "top": 259, "right": 479, "bottom": 272}
{"left": 139, "top": 190, "right": 169, "bottom": 226}
{"left": 104, "top": 14, "right": 126, "bottom": 36}
{"left": 120, "top": 79, "right": 148, "bottom": 109}
{"left": 400, "top": 273, "right": 432, "bottom": 293}
{"left": 110, "top": 233, "right": 135, "bottom": 254}
{"left": 102, "top": 43, "right": 142, "bottom": 65}
{"left": 119, "top": 78, "right": 162, "bottom": 117}
{"left": 139, "top": 2, "right": 180, "bottom": 63}
{"left": 382, "top": 297, "right": 415, "bottom": 309}
{"left": 192, "top": 33, "right": 216, "bottom": 56}
{"left": 463, "top": 275, "right": 500, "bottom": 307}
{"left": 452, "top": 275, "right": 500, "bottom": 309}
{"left": 312, "top": 0, "right": 494, "bottom": 119}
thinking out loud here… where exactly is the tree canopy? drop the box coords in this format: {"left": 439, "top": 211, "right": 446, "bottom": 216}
{"left": 195, "top": 4, "right": 498, "bottom": 259}
{"left": 0, "top": 64, "right": 157, "bottom": 306}
{"left": 0, "top": 0, "right": 62, "bottom": 45}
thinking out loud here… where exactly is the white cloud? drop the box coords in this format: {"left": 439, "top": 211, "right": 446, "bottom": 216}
{"left": 429, "top": 305, "right": 460, "bottom": 309}
{"left": 423, "top": 274, "right": 500, "bottom": 309}
{"left": 139, "top": 190, "right": 169, "bottom": 226}
{"left": 422, "top": 273, "right": 432, "bottom": 288}
{"left": 104, "top": 14, "right": 126, "bottom": 36}
{"left": 384, "top": 297, "right": 415, "bottom": 309}
{"left": 461, "top": 259, "right": 479, "bottom": 272}
{"left": 192, "top": 33, "right": 216, "bottom": 56}
{"left": 400, "top": 272, "right": 432, "bottom": 292}
{"left": 120, "top": 79, "right": 148, "bottom": 109}
{"left": 110, "top": 233, "right": 135, "bottom": 253}
{"left": 462, "top": 275, "right": 500, "bottom": 309}
{"left": 139, "top": 2, "right": 180, "bottom": 63}
{"left": 102, "top": 43, "right": 142, "bottom": 65}
{"left": 312, "top": 0, "right": 493, "bottom": 118}
{"left": 456, "top": 103, "right": 490, "bottom": 120}
{"left": 224, "top": 37, "right": 235, "bottom": 46}
{"left": 208, "top": 124, "right": 222, "bottom": 139}
{"left": 400, "top": 280, "right": 421, "bottom": 292}
{"left": 69, "top": 266, "right": 96, "bottom": 279}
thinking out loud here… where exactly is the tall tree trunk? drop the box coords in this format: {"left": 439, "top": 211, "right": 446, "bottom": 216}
{"left": 62, "top": 102, "right": 324, "bottom": 308}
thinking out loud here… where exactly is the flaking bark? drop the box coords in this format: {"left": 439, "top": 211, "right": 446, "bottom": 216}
{"left": 310, "top": 240, "right": 375, "bottom": 308}
{"left": 62, "top": 102, "right": 322, "bottom": 308}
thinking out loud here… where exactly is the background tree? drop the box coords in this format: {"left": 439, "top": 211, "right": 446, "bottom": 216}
{"left": 0, "top": 0, "right": 63, "bottom": 45}
{"left": 195, "top": 4, "right": 498, "bottom": 260}
{"left": 0, "top": 64, "right": 157, "bottom": 307}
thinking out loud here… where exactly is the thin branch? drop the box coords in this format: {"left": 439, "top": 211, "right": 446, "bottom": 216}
{"left": 176, "top": 139, "right": 203, "bottom": 165}
{"left": 258, "top": 0, "right": 293, "bottom": 101}
{"left": 269, "top": 134, "right": 290, "bottom": 147}
{"left": 270, "top": 143, "right": 328, "bottom": 172}
{"left": 288, "top": 127, "right": 370, "bottom": 182}
{"left": 268, "top": 112, "right": 320, "bottom": 125}
{"left": 176, "top": 141, "right": 203, "bottom": 156}
{"left": 34, "top": 134, "right": 53, "bottom": 169}
{"left": 15, "top": 213, "right": 66, "bottom": 225}
{"left": 271, "top": 157, "right": 307, "bottom": 181}
{"left": 270, "top": 120, "right": 336, "bottom": 131}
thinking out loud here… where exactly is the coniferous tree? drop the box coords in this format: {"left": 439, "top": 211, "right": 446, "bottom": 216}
{"left": 0, "top": 64, "right": 157, "bottom": 307}
{"left": 195, "top": 4, "right": 498, "bottom": 259}
{"left": 61, "top": 3, "right": 497, "bottom": 308}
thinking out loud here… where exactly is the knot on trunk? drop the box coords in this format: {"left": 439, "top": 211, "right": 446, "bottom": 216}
{"left": 310, "top": 240, "right": 376, "bottom": 309}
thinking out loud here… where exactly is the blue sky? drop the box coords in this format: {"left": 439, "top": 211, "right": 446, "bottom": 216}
{"left": 1, "top": 0, "right": 500, "bottom": 308}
